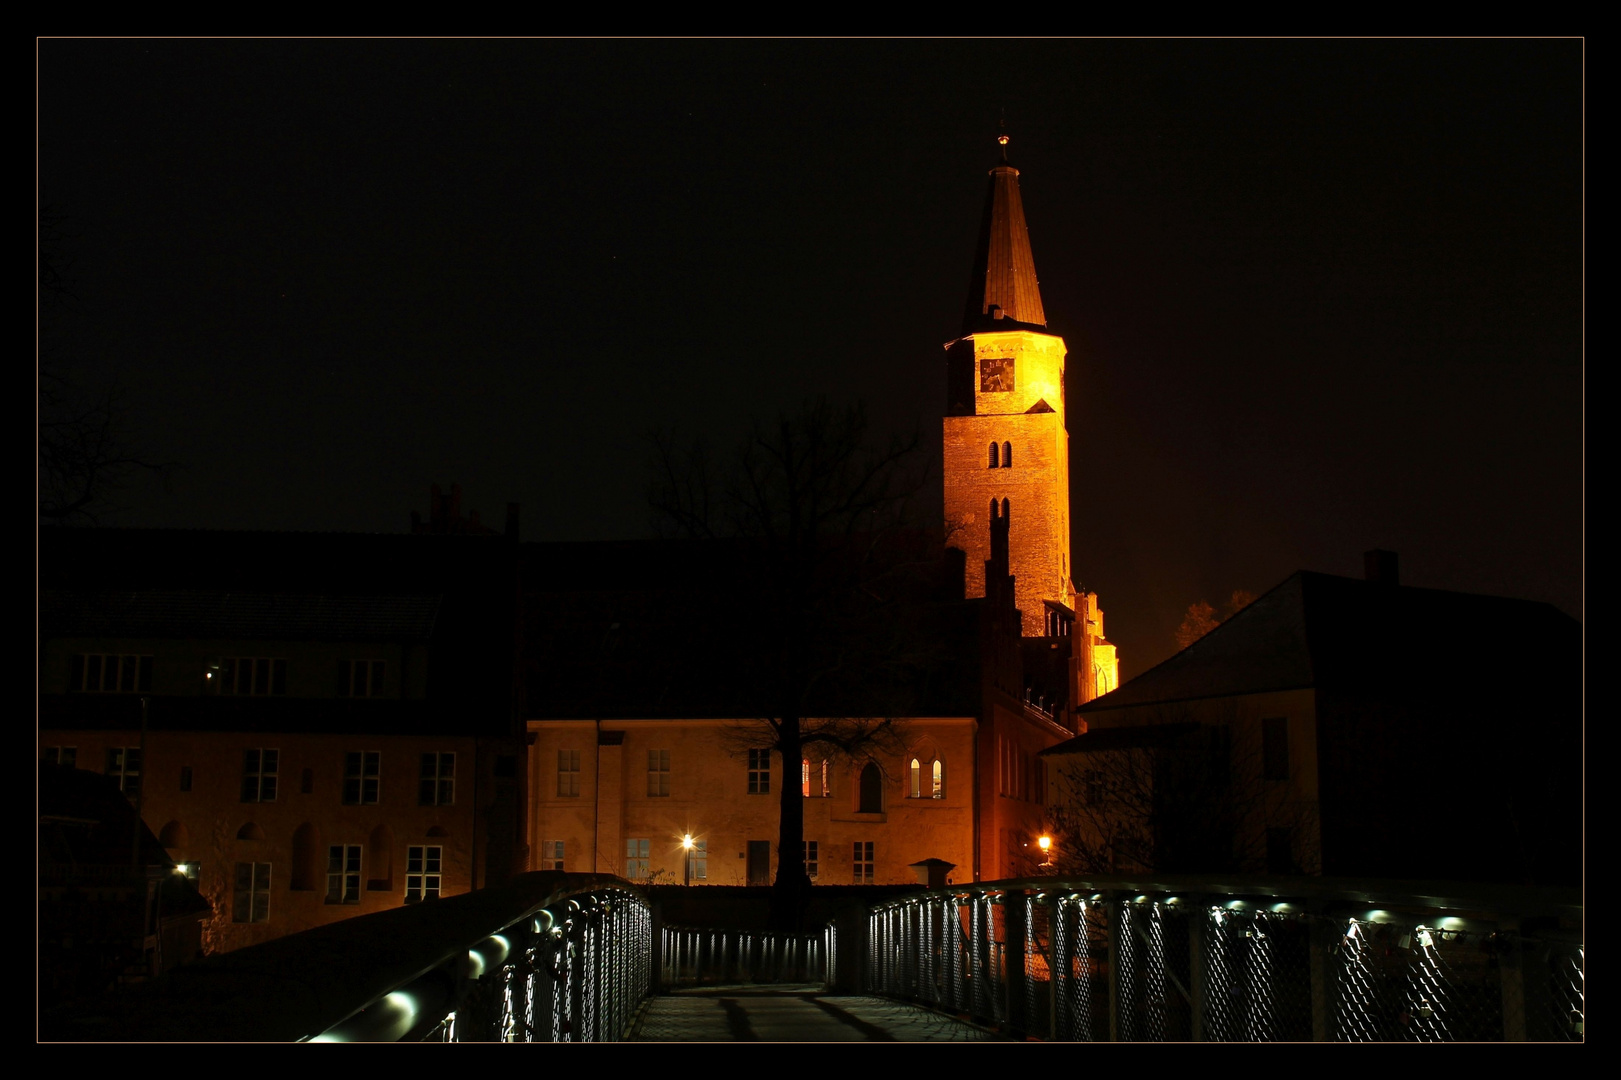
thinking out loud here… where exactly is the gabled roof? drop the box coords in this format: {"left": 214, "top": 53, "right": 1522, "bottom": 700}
{"left": 962, "top": 152, "right": 1047, "bottom": 334}
{"left": 1080, "top": 571, "right": 1580, "bottom": 712}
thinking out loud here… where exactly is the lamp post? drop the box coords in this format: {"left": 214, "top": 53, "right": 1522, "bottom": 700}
{"left": 682, "top": 834, "right": 694, "bottom": 887}
{"left": 1037, "top": 834, "right": 1052, "bottom": 870}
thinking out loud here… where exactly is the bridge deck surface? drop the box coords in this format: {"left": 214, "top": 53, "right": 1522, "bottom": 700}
{"left": 631, "top": 985, "right": 1002, "bottom": 1042}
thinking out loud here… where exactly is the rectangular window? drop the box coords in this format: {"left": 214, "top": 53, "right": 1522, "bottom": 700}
{"left": 338, "top": 659, "right": 386, "bottom": 698}
{"left": 801, "top": 759, "right": 829, "bottom": 798}
{"left": 326, "top": 845, "right": 361, "bottom": 904}
{"left": 626, "top": 838, "right": 650, "bottom": 879}
{"left": 557, "top": 750, "right": 581, "bottom": 797}
{"left": 344, "top": 751, "right": 381, "bottom": 805}
{"left": 335, "top": 655, "right": 385, "bottom": 697}
{"left": 240, "top": 748, "right": 279, "bottom": 803}
{"left": 43, "top": 746, "right": 77, "bottom": 768}
{"left": 802, "top": 840, "right": 819, "bottom": 880}
{"left": 69, "top": 654, "right": 153, "bottom": 693}
{"left": 212, "top": 657, "right": 287, "bottom": 696}
{"left": 405, "top": 845, "right": 442, "bottom": 903}
{"left": 539, "top": 840, "right": 565, "bottom": 871}
{"left": 647, "top": 749, "right": 671, "bottom": 797}
{"left": 854, "top": 841, "right": 874, "bottom": 884}
{"left": 1262, "top": 717, "right": 1289, "bottom": 780}
{"left": 748, "top": 749, "right": 770, "bottom": 794}
{"left": 105, "top": 747, "right": 141, "bottom": 797}
{"left": 686, "top": 839, "right": 707, "bottom": 881}
{"left": 419, "top": 752, "right": 455, "bottom": 806}
{"left": 232, "top": 861, "right": 271, "bottom": 923}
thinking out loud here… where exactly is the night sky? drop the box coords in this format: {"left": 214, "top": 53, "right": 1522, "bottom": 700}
{"left": 39, "top": 39, "right": 1583, "bottom": 678}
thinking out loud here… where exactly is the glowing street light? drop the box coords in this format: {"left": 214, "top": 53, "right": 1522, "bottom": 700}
{"left": 681, "top": 834, "right": 694, "bottom": 886}
{"left": 1037, "top": 834, "right": 1052, "bottom": 869}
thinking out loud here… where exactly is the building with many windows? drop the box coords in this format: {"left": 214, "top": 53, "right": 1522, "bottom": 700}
{"left": 38, "top": 526, "right": 527, "bottom": 954}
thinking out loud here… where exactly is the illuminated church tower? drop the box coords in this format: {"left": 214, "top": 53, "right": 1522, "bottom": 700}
{"left": 943, "top": 135, "right": 1120, "bottom": 703}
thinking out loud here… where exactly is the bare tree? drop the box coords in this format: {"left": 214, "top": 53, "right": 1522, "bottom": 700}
{"left": 650, "top": 399, "right": 940, "bottom": 925}
{"left": 1045, "top": 703, "right": 1320, "bottom": 877}
{"left": 1174, "top": 589, "right": 1259, "bottom": 651}
{"left": 39, "top": 208, "right": 171, "bottom": 523}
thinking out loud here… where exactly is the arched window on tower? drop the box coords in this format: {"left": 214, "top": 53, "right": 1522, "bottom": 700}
{"left": 932, "top": 758, "right": 945, "bottom": 799}
{"left": 1002, "top": 441, "right": 1012, "bottom": 467}
{"left": 909, "top": 758, "right": 922, "bottom": 798}
{"left": 1002, "top": 497, "right": 1010, "bottom": 519}
{"left": 988, "top": 442, "right": 1000, "bottom": 468}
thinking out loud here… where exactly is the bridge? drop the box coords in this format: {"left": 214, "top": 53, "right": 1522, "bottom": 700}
{"left": 43, "top": 871, "right": 1582, "bottom": 1042}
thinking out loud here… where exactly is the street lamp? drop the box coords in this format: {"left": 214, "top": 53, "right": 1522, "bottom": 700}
{"left": 1037, "top": 834, "right": 1052, "bottom": 870}
{"left": 681, "top": 834, "right": 694, "bottom": 886}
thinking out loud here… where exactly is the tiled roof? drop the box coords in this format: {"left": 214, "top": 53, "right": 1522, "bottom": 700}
{"left": 963, "top": 159, "right": 1047, "bottom": 333}
{"left": 41, "top": 590, "right": 441, "bottom": 641}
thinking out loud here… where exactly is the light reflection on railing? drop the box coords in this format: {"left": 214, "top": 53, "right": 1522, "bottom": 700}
{"left": 856, "top": 876, "right": 1582, "bottom": 1042}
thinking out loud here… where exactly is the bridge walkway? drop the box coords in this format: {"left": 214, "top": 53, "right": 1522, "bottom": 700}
{"left": 630, "top": 985, "right": 1002, "bottom": 1042}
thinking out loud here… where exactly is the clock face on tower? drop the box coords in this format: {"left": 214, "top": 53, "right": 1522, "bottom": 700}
{"left": 980, "top": 356, "right": 1015, "bottom": 393}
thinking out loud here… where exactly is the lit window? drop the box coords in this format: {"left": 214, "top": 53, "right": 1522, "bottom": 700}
{"left": 854, "top": 841, "right": 874, "bottom": 884}
{"left": 326, "top": 844, "right": 361, "bottom": 904}
{"left": 344, "top": 751, "right": 380, "bottom": 805}
{"left": 419, "top": 752, "right": 455, "bottom": 806}
{"left": 70, "top": 654, "right": 153, "bottom": 693}
{"left": 748, "top": 749, "right": 770, "bottom": 794}
{"left": 803, "top": 758, "right": 829, "bottom": 797}
{"left": 105, "top": 747, "right": 141, "bottom": 797}
{"left": 241, "top": 748, "right": 279, "bottom": 803}
{"left": 405, "top": 845, "right": 442, "bottom": 903}
{"left": 932, "top": 758, "right": 944, "bottom": 799}
{"left": 557, "top": 749, "right": 581, "bottom": 797}
{"left": 626, "top": 838, "right": 650, "bottom": 879}
{"left": 539, "top": 840, "right": 565, "bottom": 871}
{"left": 648, "top": 749, "right": 671, "bottom": 797}
{"left": 232, "top": 861, "right": 271, "bottom": 923}
{"left": 42, "top": 746, "right": 76, "bottom": 768}
{"left": 909, "top": 758, "right": 922, "bottom": 798}
{"left": 211, "top": 657, "right": 286, "bottom": 696}
{"left": 686, "top": 839, "right": 708, "bottom": 881}
{"left": 802, "top": 840, "right": 819, "bottom": 879}
{"left": 339, "top": 659, "right": 386, "bottom": 698}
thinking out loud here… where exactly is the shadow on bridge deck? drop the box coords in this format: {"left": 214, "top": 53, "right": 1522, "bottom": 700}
{"left": 631, "top": 986, "right": 1004, "bottom": 1042}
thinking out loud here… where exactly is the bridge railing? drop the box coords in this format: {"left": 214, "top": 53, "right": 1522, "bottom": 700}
{"left": 861, "top": 875, "right": 1582, "bottom": 1042}
{"left": 46, "top": 872, "right": 653, "bottom": 1042}
{"left": 661, "top": 925, "right": 834, "bottom": 989}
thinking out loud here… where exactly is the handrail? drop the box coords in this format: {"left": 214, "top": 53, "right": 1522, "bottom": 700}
{"left": 43, "top": 872, "right": 645, "bottom": 1042}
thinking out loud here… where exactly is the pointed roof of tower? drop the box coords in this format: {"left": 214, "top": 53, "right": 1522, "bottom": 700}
{"left": 962, "top": 133, "right": 1048, "bottom": 335}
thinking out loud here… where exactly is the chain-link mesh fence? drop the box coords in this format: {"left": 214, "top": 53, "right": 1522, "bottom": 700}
{"left": 857, "top": 882, "right": 1579, "bottom": 1044}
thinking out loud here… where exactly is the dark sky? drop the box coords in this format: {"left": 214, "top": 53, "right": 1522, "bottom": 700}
{"left": 39, "top": 38, "right": 1583, "bottom": 678}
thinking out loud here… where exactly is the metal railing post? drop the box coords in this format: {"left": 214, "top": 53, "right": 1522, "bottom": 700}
{"left": 1106, "top": 893, "right": 1121, "bottom": 1042}
{"left": 1189, "top": 898, "right": 1206, "bottom": 1042}
{"left": 1005, "top": 888, "right": 1028, "bottom": 1036}
{"left": 1308, "top": 908, "right": 1335, "bottom": 1042}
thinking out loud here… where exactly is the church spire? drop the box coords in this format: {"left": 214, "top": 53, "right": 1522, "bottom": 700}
{"left": 961, "top": 131, "right": 1047, "bottom": 335}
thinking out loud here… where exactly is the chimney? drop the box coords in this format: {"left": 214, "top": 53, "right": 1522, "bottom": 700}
{"left": 1363, "top": 549, "right": 1400, "bottom": 585}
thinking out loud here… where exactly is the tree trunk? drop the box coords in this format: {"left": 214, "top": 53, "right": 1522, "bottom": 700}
{"left": 771, "top": 714, "right": 811, "bottom": 932}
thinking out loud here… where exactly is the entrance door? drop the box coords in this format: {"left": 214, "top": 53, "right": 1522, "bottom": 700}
{"left": 747, "top": 841, "right": 772, "bottom": 885}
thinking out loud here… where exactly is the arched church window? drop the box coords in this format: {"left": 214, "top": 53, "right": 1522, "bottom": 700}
{"left": 1001, "top": 497, "right": 1010, "bottom": 519}
{"left": 932, "top": 758, "right": 945, "bottom": 799}
{"left": 909, "top": 758, "right": 922, "bottom": 798}
{"left": 988, "top": 443, "right": 1000, "bottom": 468}
{"left": 859, "top": 762, "right": 883, "bottom": 814}
{"left": 1002, "top": 441, "right": 1012, "bottom": 467}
